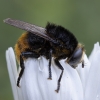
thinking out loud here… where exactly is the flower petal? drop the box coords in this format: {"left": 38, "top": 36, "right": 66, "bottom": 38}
{"left": 89, "top": 42, "right": 100, "bottom": 63}
{"left": 84, "top": 50, "right": 100, "bottom": 100}
{"left": 21, "top": 57, "right": 83, "bottom": 100}
{"left": 6, "top": 47, "right": 23, "bottom": 100}
{"left": 60, "top": 60, "right": 84, "bottom": 100}
{"left": 76, "top": 54, "right": 90, "bottom": 90}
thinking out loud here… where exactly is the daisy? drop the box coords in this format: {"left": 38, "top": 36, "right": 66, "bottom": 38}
{"left": 6, "top": 42, "right": 100, "bottom": 100}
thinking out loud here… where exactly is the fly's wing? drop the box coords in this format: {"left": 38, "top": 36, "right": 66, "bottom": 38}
{"left": 4, "top": 18, "right": 57, "bottom": 44}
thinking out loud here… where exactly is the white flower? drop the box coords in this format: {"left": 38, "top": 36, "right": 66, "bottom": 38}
{"left": 6, "top": 42, "right": 100, "bottom": 100}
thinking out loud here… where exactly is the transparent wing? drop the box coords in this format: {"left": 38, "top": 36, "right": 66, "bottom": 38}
{"left": 4, "top": 18, "right": 57, "bottom": 44}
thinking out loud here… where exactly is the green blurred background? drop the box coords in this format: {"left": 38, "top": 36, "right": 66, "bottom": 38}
{"left": 0, "top": 0, "right": 100, "bottom": 99}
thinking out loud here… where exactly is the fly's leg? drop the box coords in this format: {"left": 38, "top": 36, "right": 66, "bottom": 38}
{"left": 82, "top": 60, "right": 84, "bottom": 68}
{"left": 17, "top": 51, "right": 39, "bottom": 87}
{"left": 48, "top": 49, "right": 53, "bottom": 80}
{"left": 54, "top": 58, "right": 64, "bottom": 93}
{"left": 17, "top": 54, "right": 24, "bottom": 87}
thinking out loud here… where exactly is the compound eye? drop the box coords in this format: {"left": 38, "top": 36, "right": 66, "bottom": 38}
{"left": 67, "top": 48, "right": 83, "bottom": 68}
{"left": 72, "top": 48, "right": 83, "bottom": 61}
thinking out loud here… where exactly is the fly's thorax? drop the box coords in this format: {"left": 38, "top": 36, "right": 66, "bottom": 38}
{"left": 52, "top": 46, "right": 70, "bottom": 58}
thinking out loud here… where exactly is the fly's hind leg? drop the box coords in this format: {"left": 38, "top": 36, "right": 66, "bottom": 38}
{"left": 17, "top": 54, "right": 24, "bottom": 87}
{"left": 54, "top": 58, "right": 64, "bottom": 93}
{"left": 17, "top": 51, "right": 40, "bottom": 87}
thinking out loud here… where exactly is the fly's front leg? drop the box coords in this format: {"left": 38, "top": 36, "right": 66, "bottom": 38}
{"left": 54, "top": 58, "right": 64, "bottom": 93}
{"left": 82, "top": 60, "right": 84, "bottom": 68}
{"left": 17, "top": 51, "right": 40, "bottom": 87}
